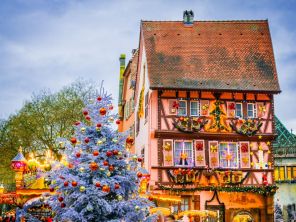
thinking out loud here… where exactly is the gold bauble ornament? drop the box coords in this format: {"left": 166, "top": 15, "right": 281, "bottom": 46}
{"left": 118, "top": 151, "right": 122, "bottom": 156}
{"left": 100, "top": 167, "right": 105, "bottom": 171}
{"left": 96, "top": 127, "right": 101, "bottom": 132}
{"left": 97, "top": 140, "right": 103, "bottom": 145}
{"left": 59, "top": 141, "right": 64, "bottom": 148}
{"left": 79, "top": 167, "right": 85, "bottom": 173}
{"left": 80, "top": 186, "right": 86, "bottom": 192}
{"left": 106, "top": 171, "right": 111, "bottom": 177}
{"left": 117, "top": 195, "right": 123, "bottom": 201}
{"left": 81, "top": 127, "right": 86, "bottom": 133}
{"left": 112, "top": 138, "right": 118, "bottom": 143}
{"left": 108, "top": 117, "right": 114, "bottom": 123}
{"left": 132, "top": 155, "right": 138, "bottom": 161}
{"left": 135, "top": 206, "right": 140, "bottom": 211}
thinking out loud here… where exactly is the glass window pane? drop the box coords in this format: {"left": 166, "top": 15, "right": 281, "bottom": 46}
{"left": 236, "top": 103, "right": 242, "bottom": 118}
{"left": 174, "top": 142, "right": 183, "bottom": 166}
{"left": 184, "top": 142, "right": 193, "bottom": 166}
{"left": 228, "top": 143, "right": 238, "bottom": 168}
{"left": 279, "top": 167, "right": 285, "bottom": 180}
{"left": 178, "top": 101, "right": 187, "bottom": 116}
{"left": 190, "top": 102, "right": 199, "bottom": 116}
{"left": 219, "top": 143, "right": 228, "bottom": 168}
{"left": 293, "top": 167, "right": 296, "bottom": 179}
{"left": 275, "top": 167, "right": 279, "bottom": 181}
{"left": 287, "top": 167, "right": 292, "bottom": 180}
{"left": 247, "top": 104, "right": 254, "bottom": 118}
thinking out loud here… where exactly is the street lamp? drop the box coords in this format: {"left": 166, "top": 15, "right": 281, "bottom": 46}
{"left": 11, "top": 147, "right": 27, "bottom": 188}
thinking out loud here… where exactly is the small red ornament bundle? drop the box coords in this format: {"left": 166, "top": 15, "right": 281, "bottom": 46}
{"left": 89, "top": 162, "right": 98, "bottom": 171}
{"left": 99, "top": 108, "right": 107, "bottom": 116}
{"left": 72, "top": 181, "right": 78, "bottom": 187}
{"left": 195, "top": 142, "right": 203, "bottom": 151}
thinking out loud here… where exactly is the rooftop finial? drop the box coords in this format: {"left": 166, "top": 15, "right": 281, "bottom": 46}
{"left": 183, "top": 10, "right": 194, "bottom": 26}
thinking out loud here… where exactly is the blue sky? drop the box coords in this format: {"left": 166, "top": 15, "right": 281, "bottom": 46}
{"left": 0, "top": 0, "right": 296, "bottom": 131}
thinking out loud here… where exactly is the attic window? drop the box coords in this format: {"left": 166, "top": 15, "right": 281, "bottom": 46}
{"left": 219, "top": 33, "right": 222, "bottom": 35}
{"left": 240, "top": 33, "right": 243, "bottom": 35}
{"left": 177, "top": 33, "right": 180, "bottom": 36}
{"left": 153, "top": 33, "right": 156, "bottom": 36}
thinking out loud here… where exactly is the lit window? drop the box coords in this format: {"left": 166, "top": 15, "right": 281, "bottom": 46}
{"left": 279, "top": 167, "right": 285, "bottom": 180}
{"left": 236, "top": 103, "right": 243, "bottom": 118}
{"left": 190, "top": 101, "right": 200, "bottom": 116}
{"left": 275, "top": 167, "right": 279, "bottom": 181}
{"left": 177, "top": 101, "right": 187, "bottom": 116}
{"left": 219, "top": 142, "right": 238, "bottom": 168}
{"left": 181, "top": 197, "right": 190, "bottom": 211}
{"left": 174, "top": 141, "right": 193, "bottom": 166}
{"left": 287, "top": 167, "right": 292, "bottom": 180}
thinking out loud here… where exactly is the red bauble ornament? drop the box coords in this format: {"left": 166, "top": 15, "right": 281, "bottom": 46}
{"left": 58, "top": 197, "right": 64, "bottom": 202}
{"left": 103, "top": 161, "right": 109, "bottom": 166}
{"left": 148, "top": 196, "right": 153, "bottom": 201}
{"left": 70, "top": 137, "right": 77, "bottom": 144}
{"left": 96, "top": 123, "right": 102, "bottom": 128}
{"left": 89, "top": 162, "right": 98, "bottom": 171}
{"left": 137, "top": 172, "right": 143, "bottom": 178}
{"left": 85, "top": 115, "right": 91, "bottom": 121}
{"left": 93, "top": 150, "right": 99, "bottom": 156}
{"left": 50, "top": 187, "right": 54, "bottom": 192}
{"left": 61, "top": 203, "right": 66, "bottom": 208}
{"left": 106, "top": 151, "right": 113, "bottom": 157}
{"left": 76, "top": 152, "right": 81, "bottom": 158}
{"left": 109, "top": 165, "right": 114, "bottom": 171}
{"left": 74, "top": 121, "right": 81, "bottom": 126}
{"left": 64, "top": 181, "right": 69, "bottom": 187}
{"left": 114, "top": 183, "right": 120, "bottom": 189}
{"left": 84, "top": 137, "right": 90, "bottom": 144}
{"left": 116, "top": 119, "right": 120, "bottom": 125}
{"left": 68, "top": 163, "right": 74, "bottom": 169}
{"left": 109, "top": 105, "right": 113, "bottom": 110}
{"left": 113, "top": 150, "right": 118, "bottom": 155}
{"left": 83, "top": 109, "right": 88, "bottom": 116}
{"left": 72, "top": 181, "right": 78, "bottom": 187}
{"left": 95, "top": 182, "right": 101, "bottom": 188}
{"left": 179, "top": 116, "right": 184, "bottom": 121}
{"left": 97, "top": 96, "right": 102, "bottom": 101}
{"left": 126, "top": 137, "right": 134, "bottom": 145}
{"left": 99, "top": 108, "right": 107, "bottom": 116}
{"left": 137, "top": 158, "right": 143, "bottom": 162}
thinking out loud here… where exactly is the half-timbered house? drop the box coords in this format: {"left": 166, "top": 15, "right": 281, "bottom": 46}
{"left": 119, "top": 11, "right": 281, "bottom": 221}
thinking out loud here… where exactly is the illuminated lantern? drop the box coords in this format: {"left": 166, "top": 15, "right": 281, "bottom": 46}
{"left": 11, "top": 147, "right": 27, "bottom": 188}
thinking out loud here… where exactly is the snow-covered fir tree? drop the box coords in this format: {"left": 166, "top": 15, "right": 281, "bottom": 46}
{"left": 18, "top": 88, "right": 156, "bottom": 222}
{"left": 274, "top": 199, "right": 284, "bottom": 222}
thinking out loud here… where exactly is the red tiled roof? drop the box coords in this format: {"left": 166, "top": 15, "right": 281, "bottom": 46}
{"left": 141, "top": 20, "right": 280, "bottom": 93}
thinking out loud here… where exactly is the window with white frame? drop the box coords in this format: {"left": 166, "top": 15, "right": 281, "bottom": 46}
{"left": 247, "top": 103, "right": 257, "bottom": 118}
{"left": 219, "top": 142, "right": 238, "bottom": 168}
{"left": 236, "top": 103, "right": 243, "bottom": 118}
{"left": 181, "top": 197, "right": 190, "bottom": 211}
{"left": 174, "top": 141, "right": 193, "bottom": 166}
{"left": 177, "top": 100, "right": 187, "bottom": 116}
{"left": 190, "top": 101, "right": 200, "bottom": 116}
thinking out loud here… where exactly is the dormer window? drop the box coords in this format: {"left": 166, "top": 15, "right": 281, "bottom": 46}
{"left": 183, "top": 10, "right": 194, "bottom": 26}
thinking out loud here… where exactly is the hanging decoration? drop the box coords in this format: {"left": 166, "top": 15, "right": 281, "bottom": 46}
{"left": 173, "top": 116, "right": 208, "bottom": 133}
{"left": 217, "top": 171, "right": 246, "bottom": 184}
{"left": 163, "top": 140, "right": 173, "bottom": 166}
{"left": 207, "top": 100, "right": 229, "bottom": 132}
{"left": 195, "top": 140, "right": 205, "bottom": 166}
{"left": 230, "top": 119, "right": 263, "bottom": 137}
{"left": 209, "top": 141, "right": 219, "bottom": 168}
{"left": 159, "top": 184, "right": 278, "bottom": 196}
{"left": 167, "top": 169, "right": 199, "bottom": 184}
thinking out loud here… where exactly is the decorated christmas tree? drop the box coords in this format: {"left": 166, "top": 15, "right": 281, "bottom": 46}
{"left": 20, "top": 87, "right": 155, "bottom": 222}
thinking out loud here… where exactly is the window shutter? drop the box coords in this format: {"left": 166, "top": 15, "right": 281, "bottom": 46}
{"left": 240, "top": 142, "right": 250, "bottom": 168}
{"left": 163, "top": 140, "right": 173, "bottom": 166}
{"left": 200, "top": 100, "right": 210, "bottom": 116}
{"left": 256, "top": 102, "right": 265, "bottom": 118}
{"left": 168, "top": 99, "right": 178, "bottom": 115}
{"left": 195, "top": 140, "right": 205, "bottom": 166}
{"left": 209, "top": 141, "right": 219, "bottom": 168}
{"left": 227, "top": 102, "right": 236, "bottom": 117}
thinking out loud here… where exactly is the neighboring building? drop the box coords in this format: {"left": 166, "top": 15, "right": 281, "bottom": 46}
{"left": 274, "top": 116, "right": 296, "bottom": 221}
{"left": 118, "top": 51, "right": 138, "bottom": 153}
{"left": 120, "top": 11, "right": 281, "bottom": 221}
